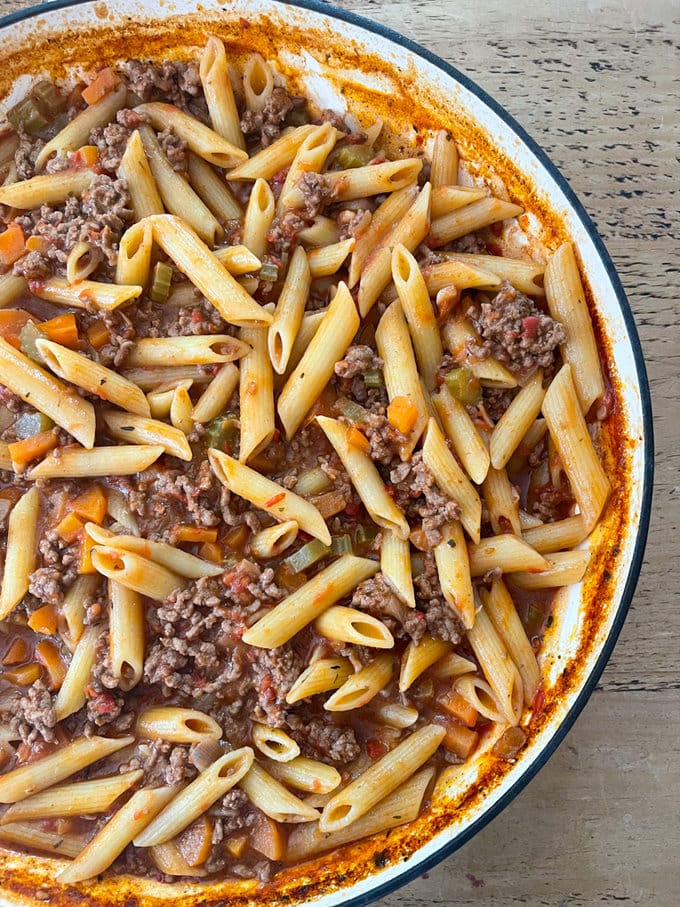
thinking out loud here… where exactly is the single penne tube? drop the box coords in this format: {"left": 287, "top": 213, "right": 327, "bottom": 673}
{"left": 54, "top": 625, "right": 100, "bottom": 721}
{"left": 31, "top": 276, "right": 142, "bottom": 311}
{"left": 34, "top": 82, "right": 126, "bottom": 170}
{"left": 109, "top": 579, "right": 144, "bottom": 691}
{"left": 170, "top": 384, "right": 193, "bottom": 434}
{"left": 36, "top": 338, "right": 150, "bottom": 417}
{"left": 307, "top": 237, "right": 355, "bottom": 278}
{"left": 391, "top": 244, "right": 443, "bottom": 390}
{"left": 467, "top": 605, "right": 524, "bottom": 725}
{"left": 134, "top": 749, "right": 254, "bottom": 847}
{"left": 483, "top": 465, "right": 522, "bottom": 537}
{"left": 434, "top": 521, "right": 475, "bottom": 629}
{"left": 0, "top": 337, "right": 95, "bottom": 448}
{"left": 454, "top": 674, "right": 507, "bottom": 724}
{"left": 266, "top": 757, "right": 341, "bottom": 794}
{"left": 545, "top": 242, "right": 604, "bottom": 412}
{"left": 85, "top": 522, "right": 223, "bottom": 579}
{"left": 324, "top": 653, "right": 395, "bottom": 711}
{"left": 61, "top": 574, "right": 100, "bottom": 651}
{"left": 227, "top": 124, "right": 317, "bottom": 180}
{"left": 422, "top": 418, "right": 482, "bottom": 543}
{"left": 239, "top": 322, "right": 275, "bottom": 462}
{"left": 320, "top": 158, "right": 422, "bottom": 203}
{"left": 0, "top": 273, "right": 27, "bottom": 307}
{"left": 374, "top": 701, "right": 419, "bottom": 729}
{"left": 191, "top": 363, "right": 239, "bottom": 423}
{"left": 278, "top": 122, "right": 337, "bottom": 213}
{"left": 242, "top": 52, "right": 274, "bottom": 113}
{"left": 285, "top": 657, "right": 353, "bottom": 704}
{"left": 209, "top": 449, "right": 331, "bottom": 544}
{"left": 298, "top": 215, "right": 340, "bottom": 247}
{"left": 215, "top": 244, "right": 261, "bottom": 273}
{"left": 0, "top": 822, "right": 87, "bottom": 859}
{"left": 381, "top": 531, "right": 415, "bottom": 608}
{"left": 187, "top": 152, "right": 242, "bottom": 221}
{"left": 522, "top": 514, "right": 589, "bottom": 554}
{"left": 429, "top": 652, "right": 477, "bottom": 680}
{"left": 349, "top": 185, "right": 418, "bottom": 288}
{"left": 240, "top": 761, "right": 320, "bottom": 823}
{"left": 490, "top": 370, "right": 546, "bottom": 467}
{"left": 91, "top": 546, "right": 186, "bottom": 600}
{"left": 28, "top": 444, "right": 164, "bottom": 479}
{"left": 249, "top": 520, "right": 299, "bottom": 558}
{"left": 148, "top": 214, "right": 271, "bottom": 326}
{"left": 0, "top": 169, "right": 93, "bottom": 208}
{"left": 136, "top": 102, "right": 247, "bottom": 169}
{"left": 115, "top": 219, "right": 153, "bottom": 287}
{"left": 479, "top": 580, "right": 540, "bottom": 705}
{"left": 314, "top": 606, "right": 394, "bottom": 649}
{"left": 511, "top": 549, "right": 591, "bottom": 589}
{"left": 441, "top": 251, "right": 545, "bottom": 296}
{"left": 287, "top": 766, "right": 434, "bottom": 861}
{"left": 542, "top": 363, "right": 610, "bottom": 528}
{"left": 242, "top": 555, "right": 379, "bottom": 649}
{"left": 116, "top": 129, "right": 164, "bottom": 220}
{"left": 58, "top": 785, "right": 178, "bottom": 884}
{"left": 433, "top": 387, "right": 490, "bottom": 485}
{"left": 200, "top": 35, "right": 246, "bottom": 149}
{"left": 285, "top": 308, "right": 326, "bottom": 375}
{"left": 126, "top": 334, "right": 250, "bottom": 368}
{"left": 375, "top": 301, "right": 428, "bottom": 460}
{"left": 399, "top": 634, "right": 451, "bottom": 692}
{"left": 422, "top": 259, "right": 500, "bottom": 294}
{"left": 319, "top": 725, "right": 445, "bottom": 832}
{"left": 137, "top": 707, "right": 222, "bottom": 743}
{"left": 316, "top": 416, "right": 410, "bottom": 539}
{"left": 251, "top": 724, "right": 301, "bottom": 762}
{"left": 243, "top": 177, "right": 275, "bottom": 259}
{"left": 0, "top": 486, "right": 39, "bottom": 620}
{"left": 0, "top": 771, "right": 143, "bottom": 825}
{"left": 278, "top": 282, "right": 359, "bottom": 439}
{"left": 468, "top": 533, "right": 550, "bottom": 576}
{"left": 358, "top": 183, "right": 431, "bottom": 316}
{"left": 431, "top": 187, "right": 490, "bottom": 220}
{"left": 139, "top": 127, "right": 221, "bottom": 245}
{"left": 430, "top": 128, "right": 459, "bottom": 188}
{"left": 441, "top": 316, "right": 517, "bottom": 387}
{"left": 122, "top": 365, "right": 214, "bottom": 391}
{"left": 102, "top": 409, "right": 192, "bottom": 461}
{"left": 269, "top": 245, "right": 311, "bottom": 374}
{"left": 428, "top": 197, "right": 523, "bottom": 248}
{"left": 0, "top": 735, "right": 134, "bottom": 804}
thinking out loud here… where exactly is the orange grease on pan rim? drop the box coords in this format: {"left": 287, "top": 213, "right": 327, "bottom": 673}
{"left": 0, "top": 8, "right": 634, "bottom": 907}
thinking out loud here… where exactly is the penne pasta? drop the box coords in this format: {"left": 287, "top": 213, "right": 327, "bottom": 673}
{"left": 91, "top": 546, "right": 186, "bottom": 600}
{"left": 266, "top": 757, "right": 341, "bottom": 794}
{"left": 269, "top": 245, "right": 311, "bottom": 374}
{"left": 307, "top": 237, "right": 355, "bottom": 278}
{"left": 239, "top": 322, "right": 275, "bottom": 461}
{"left": 433, "top": 521, "right": 475, "bottom": 629}
{"left": 200, "top": 36, "right": 246, "bottom": 149}
{"left": 441, "top": 251, "right": 545, "bottom": 296}
{"left": 187, "top": 152, "right": 243, "bottom": 221}
{"left": 286, "top": 657, "right": 354, "bottom": 705}
{"left": 227, "top": 124, "right": 317, "bottom": 180}
{"left": 422, "top": 418, "right": 482, "bottom": 543}
{"left": 490, "top": 370, "right": 546, "bottom": 467}
{"left": 381, "top": 530, "right": 415, "bottom": 608}
{"left": 137, "top": 707, "right": 222, "bottom": 743}
{"left": 454, "top": 674, "right": 507, "bottom": 724}
{"left": 191, "top": 363, "right": 239, "bottom": 423}
{"left": 251, "top": 724, "right": 301, "bottom": 762}
{"left": 109, "top": 579, "right": 144, "bottom": 691}
{"left": 483, "top": 465, "right": 522, "bottom": 537}
{"left": 0, "top": 169, "right": 93, "bottom": 208}
{"left": 511, "top": 549, "right": 591, "bottom": 589}
{"left": 0, "top": 487, "right": 40, "bottom": 620}
{"left": 249, "top": 520, "right": 299, "bottom": 558}
{"left": 278, "top": 122, "right": 337, "bottom": 213}
{"left": 314, "top": 606, "right": 394, "bottom": 649}
{"left": 0, "top": 822, "right": 87, "bottom": 859}
{"left": 316, "top": 416, "right": 410, "bottom": 539}
{"left": 31, "top": 275, "right": 142, "bottom": 311}
{"left": 433, "top": 386, "right": 490, "bottom": 485}
{"left": 209, "top": 449, "right": 331, "bottom": 544}
{"left": 467, "top": 604, "right": 524, "bottom": 725}
{"left": 374, "top": 701, "right": 419, "bottom": 729}
{"left": 54, "top": 625, "right": 100, "bottom": 721}
{"left": 102, "top": 409, "right": 192, "bottom": 461}
{"left": 126, "top": 334, "right": 250, "bottom": 368}
{"left": 242, "top": 53, "right": 274, "bottom": 113}
{"left": 325, "top": 653, "right": 395, "bottom": 711}
{"left": 115, "top": 219, "right": 153, "bottom": 287}
{"left": 399, "top": 635, "right": 451, "bottom": 692}
{"left": 61, "top": 574, "right": 100, "bottom": 651}
{"left": 28, "top": 444, "right": 164, "bottom": 479}
{"left": 243, "top": 555, "right": 379, "bottom": 649}
{"left": 522, "top": 514, "right": 590, "bottom": 554}
{"left": 428, "top": 197, "right": 523, "bottom": 248}
{"left": 117, "top": 129, "right": 164, "bottom": 220}
{"left": 243, "top": 177, "right": 275, "bottom": 259}
{"left": 323, "top": 158, "right": 422, "bottom": 202}
{"left": 430, "top": 129, "right": 459, "bottom": 188}
{"left": 468, "top": 533, "right": 550, "bottom": 576}
{"left": 349, "top": 185, "right": 417, "bottom": 288}
{"left": 240, "top": 761, "right": 320, "bottom": 823}
{"left": 136, "top": 102, "right": 247, "bottom": 169}
{"left": 0, "top": 273, "right": 27, "bottom": 307}
{"left": 278, "top": 282, "right": 359, "bottom": 439}
{"left": 428, "top": 651, "right": 477, "bottom": 680}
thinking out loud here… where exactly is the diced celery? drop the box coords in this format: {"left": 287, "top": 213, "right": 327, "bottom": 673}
{"left": 205, "top": 414, "right": 239, "bottom": 453}
{"left": 259, "top": 260, "right": 280, "bottom": 282}
{"left": 285, "top": 108, "right": 310, "bottom": 128}
{"left": 283, "top": 538, "right": 331, "bottom": 573}
{"left": 19, "top": 321, "right": 47, "bottom": 364}
{"left": 7, "top": 97, "right": 49, "bottom": 135}
{"left": 29, "top": 80, "right": 66, "bottom": 116}
{"left": 363, "top": 369, "right": 384, "bottom": 389}
{"left": 149, "top": 261, "right": 173, "bottom": 303}
{"left": 335, "top": 144, "right": 374, "bottom": 169}
{"left": 354, "top": 523, "right": 378, "bottom": 547}
{"left": 293, "top": 467, "right": 332, "bottom": 497}
{"left": 330, "top": 534, "right": 353, "bottom": 556}
{"left": 444, "top": 367, "right": 482, "bottom": 405}
{"left": 14, "top": 411, "right": 54, "bottom": 439}
{"left": 335, "top": 397, "right": 368, "bottom": 423}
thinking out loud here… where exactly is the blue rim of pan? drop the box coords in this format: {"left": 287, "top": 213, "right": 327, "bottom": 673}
{"left": 0, "top": 1, "right": 655, "bottom": 904}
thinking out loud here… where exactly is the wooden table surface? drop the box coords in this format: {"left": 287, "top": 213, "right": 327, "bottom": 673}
{"left": 0, "top": 0, "right": 676, "bottom": 904}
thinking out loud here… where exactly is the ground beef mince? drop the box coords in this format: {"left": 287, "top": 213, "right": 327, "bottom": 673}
{"left": 470, "top": 279, "right": 567, "bottom": 381}
{"left": 336, "top": 207, "right": 372, "bottom": 240}
{"left": 120, "top": 60, "right": 203, "bottom": 112}
{"left": 287, "top": 714, "right": 361, "bottom": 763}
{"left": 125, "top": 459, "right": 222, "bottom": 537}
{"left": 296, "top": 171, "right": 332, "bottom": 219}
{"left": 2, "top": 680, "right": 57, "bottom": 745}
{"left": 157, "top": 127, "right": 188, "bottom": 172}
{"left": 390, "top": 454, "right": 461, "bottom": 548}
{"left": 240, "top": 86, "right": 305, "bottom": 147}
{"left": 266, "top": 209, "right": 308, "bottom": 256}
{"left": 414, "top": 554, "right": 463, "bottom": 644}
{"left": 14, "top": 131, "right": 44, "bottom": 180}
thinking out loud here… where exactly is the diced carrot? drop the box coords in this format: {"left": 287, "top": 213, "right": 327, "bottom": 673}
{"left": 441, "top": 723, "right": 479, "bottom": 761}
{"left": 198, "top": 542, "right": 222, "bottom": 563}
{"left": 249, "top": 813, "right": 286, "bottom": 861}
{"left": 86, "top": 321, "right": 111, "bottom": 349}
{"left": 223, "top": 524, "right": 249, "bottom": 552}
{"left": 387, "top": 395, "right": 419, "bottom": 434}
{"left": 3, "top": 663, "right": 41, "bottom": 686}
{"left": 172, "top": 525, "right": 218, "bottom": 544}
{"left": 81, "top": 67, "right": 117, "bottom": 106}
{"left": 438, "top": 690, "right": 479, "bottom": 727}
{"left": 25, "top": 235, "right": 47, "bottom": 253}
{"left": 72, "top": 145, "right": 99, "bottom": 168}
{"left": 35, "top": 639, "right": 66, "bottom": 690}
{"left": 41, "top": 313, "right": 79, "bottom": 348}
{"left": 2, "top": 638, "right": 29, "bottom": 665}
{"left": 224, "top": 834, "right": 248, "bottom": 859}
{"left": 70, "top": 484, "right": 107, "bottom": 524}
{"left": 8, "top": 430, "right": 58, "bottom": 470}
{"left": 0, "top": 223, "right": 26, "bottom": 268}
{"left": 347, "top": 426, "right": 371, "bottom": 454}
{"left": 78, "top": 526, "right": 98, "bottom": 575}
{"left": 55, "top": 511, "right": 85, "bottom": 544}
{"left": 0, "top": 309, "right": 32, "bottom": 340}
{"left": 27, "top": 603, "right": 58, "bottom": 636}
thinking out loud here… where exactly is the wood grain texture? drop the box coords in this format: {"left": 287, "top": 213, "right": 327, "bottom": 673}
{"left": 0, "top": 0, "right": 677, "bottom": 904}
